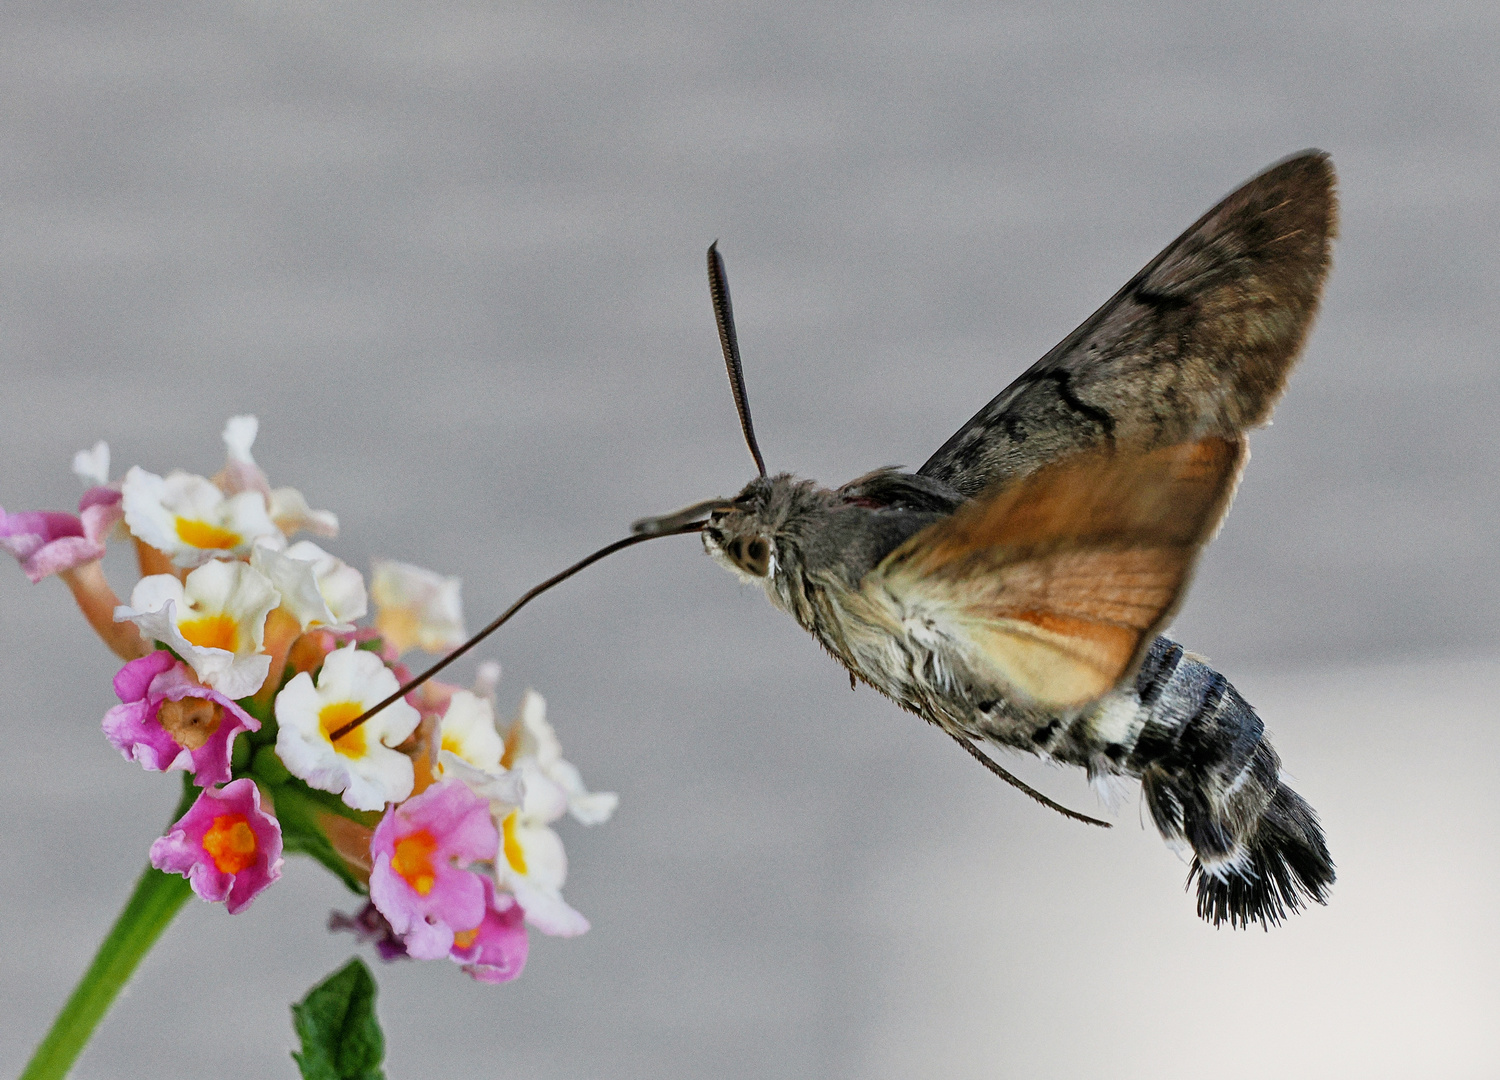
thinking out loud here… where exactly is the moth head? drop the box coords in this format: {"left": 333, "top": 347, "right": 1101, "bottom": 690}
{"left": 702, "top": 477, "right": 776, "bottom": 581}
{"left": 632, "top": 244, "right": 787, "bottom": 584}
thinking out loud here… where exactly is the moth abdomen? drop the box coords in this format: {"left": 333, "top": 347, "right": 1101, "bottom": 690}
{"left": 1121, "top": 638, "right": 1334, "bottom": 928}
{"left": 1187, "top": 779, "right": 1331, "bottom": 930}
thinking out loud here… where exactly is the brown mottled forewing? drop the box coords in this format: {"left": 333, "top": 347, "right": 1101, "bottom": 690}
{"left": 920, "top": 151, "right": 1336, "bottom": 498}
{"left": 876, "top": 436, "right": 1246, "bottom": 708}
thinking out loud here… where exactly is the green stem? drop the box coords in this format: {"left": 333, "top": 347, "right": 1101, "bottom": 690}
{"left": 20, "top": 781, "right": 199, "bottom": 1080}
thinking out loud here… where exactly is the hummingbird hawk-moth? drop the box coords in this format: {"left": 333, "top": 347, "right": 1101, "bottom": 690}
{"left": 346, "top": 150, "right": 1337, "bottom": 929}
{"left": 650, "top": 149, "right": 1336, "bottom": 929}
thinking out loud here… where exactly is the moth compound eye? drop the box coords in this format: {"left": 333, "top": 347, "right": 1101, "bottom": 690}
{"left": 744, "top": 538, "right": 770, "bottom": 576}
{"left": 721, "top": 536, "right": 769, "bottom": 577}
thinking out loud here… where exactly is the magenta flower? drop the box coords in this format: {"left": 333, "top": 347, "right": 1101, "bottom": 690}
{"left": 450, "top": 877, "right": 529, "bottom": 984}
{"left": 150, "top": 779, "right": 284, "bottom": 914}
{"left": 102, "top": 651, "right": 260, "bottom": 787}
{"left": 0, "top": 487, "right": 121, "bottom": 583}
{"left": 369, "top": 780, "right": 499, "bottom": 960}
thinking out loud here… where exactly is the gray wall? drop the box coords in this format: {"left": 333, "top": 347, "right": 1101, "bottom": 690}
{"left": 2, "top": 4, "right": 1497, "bottom": 1077}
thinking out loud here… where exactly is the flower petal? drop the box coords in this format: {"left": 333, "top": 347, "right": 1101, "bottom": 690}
{"left": 72, "top": 441, "right": 110, "bottom": 487}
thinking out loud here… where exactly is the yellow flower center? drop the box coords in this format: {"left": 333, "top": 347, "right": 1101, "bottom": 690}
{"left": 202, "top": 813, "right": 258, "bottom": 874}
{"left": 174, "top": 517, "right": 242, "bottom": 550}
{"left": 318, "top": 701, "right": 368, "bottom": 758}
{"left": 392, "top": 829, "right": 439, "bottom": 895}
{"left": 178, "top": 613, "right": 239, "bottom": 653}
{"left": 502, "top": 811, "right": 527, "bottom": 875}
{"left": 452, "top": 926, "right": 480, "bottom": 949}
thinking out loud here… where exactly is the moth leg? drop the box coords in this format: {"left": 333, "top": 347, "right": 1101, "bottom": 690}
{"left": 946, "top": 730, "right": 1111, "bottom": 828}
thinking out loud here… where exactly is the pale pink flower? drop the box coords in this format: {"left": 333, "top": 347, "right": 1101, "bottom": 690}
{"left": 369, "top": 780, "right": 498, "bottom": 960}
{"left": 150, "top": 779, "right": 284, "bottom": 914}
{"left": 102, "top": 651, "right": 259, "bottom": 786}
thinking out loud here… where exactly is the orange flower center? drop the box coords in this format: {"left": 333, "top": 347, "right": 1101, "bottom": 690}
{"left": 318, "top": 702, "right": 368, "bottom": 757}
{"left": 174, "top": 517, "right": 241, "bottom": 550}
{"left": 178, "top": 613, "right": 239, "bottom": 653}
{"left": 202, "top": 813, "right": 258, "bottom": 874}
{"left": 452, "top": 926, "right": 480, "bottom": 949}
{"left": 391, "top": 829, "right": 439, "bottom": 895}
{"left": 502, "top": 811, "right": 527, "bottom": 875}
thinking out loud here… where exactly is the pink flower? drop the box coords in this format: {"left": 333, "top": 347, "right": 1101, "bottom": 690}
{"left": 150, "top": 779, "right": 284, "bottom": 914}
{"left": 102, "top": 651, "right": 260, "bottom": 787}
{"left": 0, "top": 488, "right": 121, "bottom": 583}
{"left": 369, "top": 780, "right": 499, "bottom": 960}
{"left": 450, "top": 877, "right": 529, "bottom": 984}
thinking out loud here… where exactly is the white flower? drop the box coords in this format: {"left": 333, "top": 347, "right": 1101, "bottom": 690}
{"left": 222, "top": 415, "right": 259, "bottom": 464}
{"left": 72, "top": 441, "right": 110, "bottom": 487}
{"left": 250, "top": 540, "right": 367, "bottom": 631}
{"left": 268, "top": 487, "right": 339, "bottom": 538}
{"left": 472, "top": 660, "right": 502, "bottom": 699}
{"left": 483, "top": 689, "right": 615, "bottom": 937}
{"left": 433, "top": 687, "right": 526, "bottom": 840}
{"left": 493, "top": 765, "right": 589, "bottom": 937}
{"left": 369, "top": 558, "right": 465, "bottom": 654}
{"left": 509, "top": 690, "right": 618, "bottom": 825}
{"left": 274, "top": 644, "right": 421, "bottom": 811}
{"left": 121, "top": 466, "right": 279, "bottom": 567}
{"left": 114, "top": 561, "right": 279, "bottom": 698}
{"left": 436, "top": 690, "right": 505, "bottom": 774}
{"left": 214, "top": 416, "right": 338, "bottom": 537}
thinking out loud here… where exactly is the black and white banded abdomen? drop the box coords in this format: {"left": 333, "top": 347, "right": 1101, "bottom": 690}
{"left": 1080, "top": 638, "right": 1334, "bottom": 928}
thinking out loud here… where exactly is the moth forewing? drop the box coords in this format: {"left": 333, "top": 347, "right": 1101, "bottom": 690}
{"left": 872, "top": 436, "right": 1246, "bottom": 708}
{"left": 920, "top": 151, "right": 1335, "bottom": 498}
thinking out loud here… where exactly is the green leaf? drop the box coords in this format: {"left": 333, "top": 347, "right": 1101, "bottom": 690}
{"left": 291, "top": 958, "right": 386, "bottom": 1080}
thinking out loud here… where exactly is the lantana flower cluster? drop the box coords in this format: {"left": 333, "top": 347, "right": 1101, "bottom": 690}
{"left": 2, "top": 418, "right": 615, "bottom": 984}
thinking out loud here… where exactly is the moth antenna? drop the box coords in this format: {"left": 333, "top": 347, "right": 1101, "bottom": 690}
{"left": 947, "top": 730, "right": 1112, "bottom": 828}
{"left": 707, "top": 241, "right": 768, "bottom": 477}
{"left": 327, "top": 519, "right": 708, "bottom": 743}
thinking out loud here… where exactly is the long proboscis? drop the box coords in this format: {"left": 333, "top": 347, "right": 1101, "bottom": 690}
{"left": 327, "top": 519, "right": 708, "bottom": 743}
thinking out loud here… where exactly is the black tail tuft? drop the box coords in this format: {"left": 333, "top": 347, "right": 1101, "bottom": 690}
{"left": 1189, "top": 783, "right": 1334, "bottom": 929}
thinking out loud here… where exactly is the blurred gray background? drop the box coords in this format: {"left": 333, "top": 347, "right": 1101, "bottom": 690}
{"left": 2, "top": 3, "right": 1498, "bottom": 1077}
